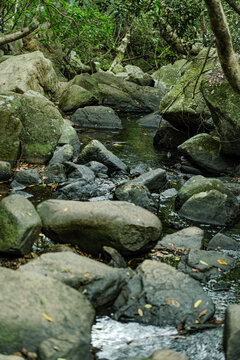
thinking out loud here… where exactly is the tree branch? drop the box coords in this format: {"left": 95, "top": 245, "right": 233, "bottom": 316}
{"left": 224, "top": 0, "right": 240, "bottom": 15}
{"left": 0, "top": 19, "right": 39, "bottom": 47}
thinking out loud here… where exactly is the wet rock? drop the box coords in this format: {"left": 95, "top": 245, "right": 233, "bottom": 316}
{"left": 122, "top": 349, "right": 188, "bottom": 360}
{"left": 153, "top": 120, "right": 187, "bottom": 150}
{"left": 37, "top": 200, "right": 162, "bottom": 256}
{"left": 177, "top": 249, "right": 236, "bottom": 282}
{"left": 0, "top": 161, "right": 11, "bottom": 180}
{"left": 85, "top": 160, "right": 108, "bottom": 175}
{"left": 43, "top": 163, "right": 67, "bottom": 184}
{"left": 156, "top": 226, "right": 204, "bottom": 250}
{"left": 13, "top": 168, "right": 41, "bottom": 186}
{"left": 58, "top": 84, "right": 98, "bottom": 112}
{"left": 71, "top": 106, "right": 122, "bottom": 129}
{"left": 114, "top": 182, "right": 153, "bottom": 210}
{"left": 53, "top": 180, "right": 104, "bottom": 201}
{"left": 207, "top": 233, "right": 239, "bottom": 251}
{"left": 124, "top": 65, "right": 154, "bottom": 87}
{"left": 132, "top": 168, "right": 167, "bottom": 192}
{"left": 20, "top": 251, "right": 131, "bottom": 309}
{"left": 0, "top": 268, "right": 94, "bottom": 358}
{"left": 113, "top": 260, "right": 215, "bottom": 326}
{"left": 102, "top": 246, "right": 127, "bottom": 268}
{"left": 223, "top": 304, "right": 240, "bottom": 360}
{"left": 77, "top": 140, "right": 127, "bottom": 174}
{"left": 65, "top": 162, "right": 95, "bottom": 182}
{"left": 137, "top": 111, "right": 163, "bottom": 128}
{"left": 49, "top": 144, "right": 74, "bottom": 165}
{"left": 58, "top": 120, "right": 81, "bottom": 156}
{"left": 0, "top": 194, "right": 42, "bottom": 255}
{"left": 178, "top": 133, "right": 234, "bottom": 174}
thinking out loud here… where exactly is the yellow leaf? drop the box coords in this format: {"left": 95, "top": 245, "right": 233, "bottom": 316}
{"left": 63, "top": 208, "right": 68, "bottom": 212}
{"left": 194, "top": 300, "right": 202, "bottom": 308}
{"left": 144, "top": 304, "right": 152, "bottom": 309}
{"left": 165, "top": 299, "right": 180, "bottom": 307}
{"left": 42, "top": 312, "right": 55, "bottom": 323}
{"left": 84, "top": 272, "right": 90, "bottom": 278}
{"left": 198, "top": 309, "right": 207, "bottom": 318}
{"left": 113, "top": 143, "right": 123, "bottom": 147}
{"left": 200, "top": 260, "right": 208, "bottom": 266}
{"left": 217, "top": 259, "right": 228, "bottom": 265}
{"left": 138, "top": 308, "right": 143, "bottom": 317}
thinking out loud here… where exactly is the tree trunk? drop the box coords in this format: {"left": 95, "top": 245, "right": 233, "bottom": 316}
{"left": 204, "top": 0, "right": 240, "bottom": 94}
{"left": 224, "top": 0, "right": 240, "bottom": 15}
{"left": 0, "top": 20, "right": 39, "bottom": 47}
{"left": 109, "top": 27, "right": 131, "bottom": 71}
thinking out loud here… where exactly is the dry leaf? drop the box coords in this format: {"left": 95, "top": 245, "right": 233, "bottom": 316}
{"left": 138, "top": 308, "right": 143, "bottom": 317}
{"left": 198, "top": 309, "right": 207, "bottom": 318}
{"left": 63, "top": 208, "right": 68, "bottom": 212}
{"left": 217, "top": 259, "right": 228, "bottom": 265}
{"left": 42, "top": 312, "right": 55, "bottom": 323}
{"left": 144, "top": 304, "right": 152, "bottom": 309}
{"left": 165, "top": 299, "right": 180, "bottom": 307}
{"left": 84, "top": 272, "right": 90, "bottom": 278}
{"left": 194, "top": 299, "right": 202, "bottom": 308}
{"left": 192, "top": 268, "right": 200, "bottom": 273}
{"left": 200, "top": 260, "right": 208, "bottom": 266}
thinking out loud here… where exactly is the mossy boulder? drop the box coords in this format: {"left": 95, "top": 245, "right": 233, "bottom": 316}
{"left": 58, "top": 84, "right": 98, "bottom": 112}
{"left": 178, "top": 133, "right": 234, "bottom": 174}
{"left": 201, "top": 71, "right": 240, "bottom": 157}
{"left": 152, "top": 59, "right": 188, "bottom": 92}
{"left": 159, "top": 48, "right": 218, "bottom": 132}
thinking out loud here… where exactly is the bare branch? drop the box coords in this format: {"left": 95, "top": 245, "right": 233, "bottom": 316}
{"left": 0, "top": 19, "right": 39, "bottom": 47}
{"left": 225, "top": 0, "right": 240, "bottom": 15}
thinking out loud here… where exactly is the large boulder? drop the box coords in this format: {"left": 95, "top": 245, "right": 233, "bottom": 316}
{"left": 201, "top": 71, "right": 240, "bottom": 157}
{"left": 92, "top": 72, "right": 165, "bottom": 113}
{"left": 0, "top": 268, "right": 95, "bottom": 359}
{"left": 124, "top": 65, "right": 154, "bottom": 87}
{"left": 0, "top": 194, "right": 42, "bottom": 255}
{"left": 113, "top": 260, "right": 215, "bottom": 326}
{"left": 37, "top": 200, "right": 162, "bottom": 256}
{"left": 223, "top": 304, "right": 240, "bottom": 360}
{"left": 20, "top": 251, "right": 132, "bottom": 309}
{"left": 58, "top": 84, "right": 98, "bottom": 112}
{"left": 77, "top": 139, "right": 127, "bottom": 174}
{"left": 0, "top": 51, "right": 58, "bottom": 96}
{"left": 159, "top": 48, "right": 217, "bottom": 132}
{"left": 178, "top": 133, "right": 234, "bottom": 174}
{"left": 71, "top": 105, "right": 122, "bottom": 129}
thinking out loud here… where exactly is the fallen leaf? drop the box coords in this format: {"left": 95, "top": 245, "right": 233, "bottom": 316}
{"left": 113, "top": 143, "right": 123, "bottom": 147}
{"left": 84, "top": 272, "right": 90, "bottom": 278}
{"left": 198, "top": 309, "right": 207, "bottom": 318}
{"left": 200, "top": 260, "right": 208, "bottom": 266}
{"left": 165, "top": 299, "right": 180, "bottom": 307}
{"left": 217, "top": 259, "right": 228, "bottom": 265}
{"left": 194, "top": 299, "right": 202, "bottom": 308}
{"left": 192, "top": 268, "right": 200, "bottom": 273}
{"left": 144, "top": 304, "right": 152, "bottom": 309}
{"left": 138, "top": 308, "right": 143, "bottom": 317}
{"left": 63, "top": 208, "right": 68, "bottom": 212}
{"left": 42, "top": 312, "right": 55, "bottom": 323}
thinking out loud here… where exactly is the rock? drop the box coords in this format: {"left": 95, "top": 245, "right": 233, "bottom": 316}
{"left": 178, "top": 133, "right": 234, "bottom": 174}
{"left": 0, "top": 194, "right": 42, "bottom": 255}
{"left": 156, "top": 226, "right": 204, "bottom": 250}
{"left": 207, "top": 233, "right": 239, "bottom": 251}
{"left": 0, "top": 51, "right": 58, "bottom": 96}
{"left": 49, "top": 144, "right": 74, "bottom": 165}
{"left": 124, "top": 65, "right": 154, "bottom": 87}
{"left": 53, "top": 180, "right": 107, "bottom": 201}
{"left": 69, "top": 73, "right": 102, "bottom": 102}
{"left": 223, "top": 304, "right": 240, "bottom": 360}
{"left": 120, "top": 349, "right": 188, "bottom": 360}
{"left": 43, "top": 163, "right": 67, "bottom": 184}
{"left": 71, "top": 105, "right": 122, "bottom": 129}
{"left": 14, "top": 168, "right": 41, "bottom": 185}
{"left": 114, "top": 182, "right": 153, "bottom": 210}
{"left": 102, "top": 246, "right": 127, "bottom": 268}
{"left": 0, "top": 356, "right": 22, "bottom": 360}
{"left": 37, "top": 200, "right": 162, "bottom": 256}
{"left": 59, "top": 84, "right": 98, "bottom": 112}
{"left": 177, "top": 249, "right": 236, "bottom": 282}
{"left": 132, "top": 168, "right": 167, "bottom": 192}
{"left": 85, "top": 161, "right": 108, "bottom": 175}
{"left": 113, "top": 260, "right": 215, "bottom": 326}
{"left": 153, "top": 120, "right": 187, "bottom": 150}
{"left": 201, "top": 71, "right": 240, "bottom": 157}
{"left": 0, "top": 267, "right": 94, "bottom": 358}
{"left": 159, "top": 49, "right": 217, "bottom": 132}
{"left": 65, "top": 161, "right": 95, "bottom": 182}
{"left": 77, "top": 140, "right": 127, "bottom": 174}
{"left": 137, "top": 111, "right": 163, "bottom": 128}
{"left": 20, "top": 251, "right": 131, "bottom": 309}
{"left": 0, "top": 161, "right": 11, "bottom": 180}
{"left": 152, "top": 59, "right": 188, "bottom": 93}
{"left": 92, "top": 72, "right": 165, "bottom": 113}
{"left": 58, "top": 119, "right": 81, "bottom": 156}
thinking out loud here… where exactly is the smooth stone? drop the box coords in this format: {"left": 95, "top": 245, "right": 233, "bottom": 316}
{"left": 43, "top": 163, "right": 67, "bottom": 184}
{"left": 14, "top": 168, "right": 41, "bottom": 185}
{"left": 114, "top": 182, "right": 153, "bottom": 210}
{"left": 157, "top": 226, "right": 204, "bottom": 250}
{"left": 132, "top": 168, "right": 167, "bottom": 192}
{"left": 0, "top": 161, "right": 11, "bottom": 180}
{"left": 49, "top": 144, "right": 74, "bottom": 165}
{"left": 65, "top": 161, "right": 95, "bottom": 182}
{"left": 223, "top": 304, "right": 240, "bottom": 360}
{"left": 207, "top": 233, "right": 239, "bottom": 251}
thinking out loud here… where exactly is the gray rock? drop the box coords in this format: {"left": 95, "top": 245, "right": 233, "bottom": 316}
{"left": 0, "top": 356, "right": 22, "bottom": 360}
{"left": 153, "top": 120, "right": 187, "bottom": 150}
{"left": 152, "top": 59, "right": 188, "bottom": 92}
{"left": 102, "top": 246, "right": 126, "bottom": 268}
{"left": 20, "top": 251, "right": 131, "bottom": 309}
{"left": 53, "top": 180, "right": 105, "bottom": 201}
{"left": 207, "top": 233, "right": 239, "bottom": 251}
{"left": 65, "top": 161, "right": 95, "bottom": 182}
{"left": 223, "top": 304, "right": 240, "bottom": 360}
{"left": 43, "top": 163, "right": 67, "bottom": 184}
{"left": 157, "top": 226, "right": 204, "bottom": 250}
{"left": 71, "top": 106, "right": 122, "bottom": 129}
{"left": 178, "top": 133, "right": 234, "bottom": 174}
{"left": 177, "top": 249, "right": 236, "bottom": 282}
{"left": 59, "top": 84, "right": 98, "bottom": 112}
{"left": 137, "top": 111, "right": 163, "bottom": 128}
{"left": 14, "top": 168, "right": 41, "bottom": 185}
{"left": 85, "top": 160, "right": 108, "bottom": 175}
{"left": 113, "top": 260, "right": 215, "bottom": 326}
{"left": 125, "top": 65, "right": 154, "bottom": 87}
{"left": 58, "top": 120, "right": 81, "bottom": 156}
{"left": 37, "top": 200, "right": 162, "bottom": 256}
{"left": 0, "top": 161, "right": 11, "bottom": 180}
{"left": 77, "top": 140, "right": 127, "bottom": 174}
{"left": 132, "top": 168, "right": 167, "bottom": 192}
{"left": 0, "top": 268, "right": 94, "bottom": 358}
{"left": 49, "top": 144, "right": 74, "bottom": 165}
{"left": 0, "top": 194, "right": 42, "bottom": 255}
{"left": 120, "top": 349, "right": 188, "bottom": 360}
{"left": 114, "top": 182, "right": 153, "bottom": 210}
